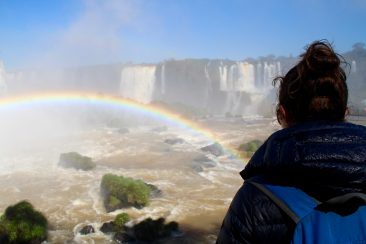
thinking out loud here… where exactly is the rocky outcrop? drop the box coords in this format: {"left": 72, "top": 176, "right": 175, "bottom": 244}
{"left": 117, "top": 128, "right": 129, "bottom": 134}
{"left": 201, "top": 143, "right": 225, "bottom": 156}
{"left": 58, "top": 152, "right": 96, "bottom": 170}
{"left": 191, "top": 155, "right": 217, "bottom": 172}
{"left": 125, "top": 217, "right": 180, "bottom": 242}
{"left": 164, "top": 138, "right": 185, "bottom": 145}
{"left": 99, "top": 214, "right": 182, "bottom": 242}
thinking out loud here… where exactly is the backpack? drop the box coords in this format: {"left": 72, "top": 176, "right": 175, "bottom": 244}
{"left": 249, "top": 180, "right": 366, "bottom": 244}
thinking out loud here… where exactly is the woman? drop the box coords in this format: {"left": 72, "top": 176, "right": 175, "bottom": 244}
{"left": 216, "top": 40, "right": 366, "bottom": 243}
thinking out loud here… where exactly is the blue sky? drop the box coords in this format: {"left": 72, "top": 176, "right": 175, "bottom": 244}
{"left": 0, "top": 0, "right": 365, "bottom": 70}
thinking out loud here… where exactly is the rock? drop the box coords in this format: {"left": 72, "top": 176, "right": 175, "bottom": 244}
{"left": 132, "top": 217, "right": 180, "bottom": 242}
{"left": 100, "top": 221, "right": 116, "bottom": 233}
{"left": 147, "top": 183, "right": 163, "bottom": 198}
{"left": 201, "top": 143, "right": 225, "bottom": 156}
{"left": 164, "top": 138, "right": 185, "bottom": 145}
{"left": 193, "top": 155, "right": 217, "bottom": 167}
{"left": 0, "top": 201, "right": 48, "bottom": 244}
{"left": 191, "top": 155, "right": 217, "bottom": 172}
{"left": 152, "top": 126, "right": 167, "bottom": 132}
{"left": 117, "top": 128, "right": 129, "bottom": 134}
{"left": 79, "top": 225, "right": 95, "bottom": 235}
{"left": 58, "top": 152, "right": 96, "bottom": 170}
{"left": 102, "top": 216, "right": 182, "bottom": 243}
{"left": 101, "top": 174, "right": 159, "bottom": 212}
{"left": 191, "top": 164, "right": 204, "bottom": 172}
{"left": 114, "top": 232, "right": 135, "bottom": 244}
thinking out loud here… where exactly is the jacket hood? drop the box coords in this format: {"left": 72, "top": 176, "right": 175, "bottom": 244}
{"left": 241, "top": 121, "right": 366, "bottom": 200}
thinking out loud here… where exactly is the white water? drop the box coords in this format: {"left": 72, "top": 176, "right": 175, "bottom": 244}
{"left": 219, "top": 61, "right": 279, "bottom": 93}
{"left": 0, "top": 105, "right": 282, "bottom": 243}
{"left": 0, "top": 60, "right": 8, "bottom": 95}
{"left": 352, "top": 60, "right": 357, "bottom": 73}
{"left": 161, "top": 64, "right": 166, "bottom": 94}
{"left": 119, "top": 65, "right": 156, "bottom": 103}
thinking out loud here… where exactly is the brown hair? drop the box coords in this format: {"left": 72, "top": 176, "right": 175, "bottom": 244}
{"left": 274, "top": 40, "right": 348, "bottom": 126}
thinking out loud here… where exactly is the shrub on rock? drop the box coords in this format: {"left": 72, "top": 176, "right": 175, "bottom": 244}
{"left": 114, "top": 213, "right": 130, "bottom": 231}
{"left": 238, "top": 139, "right": 263, "bottom": 158}
{"left": 100, "top": 213, "right": 130, "bottom": 234}
{"left": 0, "top": 200, "right": 48, "bottom": 243}
{"left": 59, "top": 152, "right": 96, "bottom": 170}
{"left": 101, "top": 174, "right": 152, "bottom": 212}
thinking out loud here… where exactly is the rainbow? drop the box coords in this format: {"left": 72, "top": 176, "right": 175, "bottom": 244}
{"left": 0, "top": 92, "right": 242, "bottom": 158}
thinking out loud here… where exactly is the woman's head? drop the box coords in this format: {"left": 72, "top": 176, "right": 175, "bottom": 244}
{"left": 274, "top": 40, "right": 348, "bottom": 127}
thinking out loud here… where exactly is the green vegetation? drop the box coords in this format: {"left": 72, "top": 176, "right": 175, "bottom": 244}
{"left": 0, "top": 201, "right": 48, "bottom": 243}
{"left": 59, "top": 152, "right": 96, "bottom": 170}
{"left": 101, "top": 174, "right": 151, "bottom": 212}
{"left": 238, "top": 140, "right": 263, "bottom": 158}
{"left": 114, "top": 213, "right": 130, "bottom": 231}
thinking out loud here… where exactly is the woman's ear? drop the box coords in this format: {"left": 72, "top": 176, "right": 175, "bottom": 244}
{"left": 278, "top": 105, "right": 288, "bottom": 128}
{"left": 345, "top": 107, "right": 349, "bottom": 117}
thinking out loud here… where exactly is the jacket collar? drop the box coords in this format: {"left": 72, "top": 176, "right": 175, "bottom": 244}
{"left": 240, "top": 121, "right": 366, "bottom": 199}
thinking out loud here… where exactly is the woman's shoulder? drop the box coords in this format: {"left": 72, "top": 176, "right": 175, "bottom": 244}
{"left": 267, "top": 120, "right": 366, "bottom": 141}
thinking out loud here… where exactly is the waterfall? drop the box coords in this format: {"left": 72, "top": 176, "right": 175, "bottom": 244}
{"left": 220, "top": 62, "right": 256, "bottom": 92}
{"left": 236, "top": 62, "right": 256, "bottom": 93}
{"left": 218, "top": 61, "right": 279, "bottom": 115}
{"left": 263, "top": 62, "right": 275, "bottom": 89}
{"left": 119, "top": 65, "right": 156, "bottom": 103}
{"left": 204, "top": 62, "right": 213, "bottom": 107}
{"left": 224, "top": 91, "right": 242, "bottom": 115}
{"left": 245, "top": 94, "right": 265, "bottom": 115}
{"left": 1, "top": 58, "right": 288, "bottom": 115}
{"left": 219, "top": 63, "right": 228, "bottom": 91}
{"left": 161, "top": 64, "right": 166, "bottom": 94}
{"left": 256, "top": 62, "right": 263, "bottom": 87}
{"left": 352, "top": 60, "right": 357, "bottom": 73}
{"left": 0, "top": 61, "right": 8, "bottom": 95}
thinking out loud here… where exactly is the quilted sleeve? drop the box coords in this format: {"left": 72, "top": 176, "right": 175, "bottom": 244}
{"left": 216, "top": 183, "right": 255, "bottom": 244}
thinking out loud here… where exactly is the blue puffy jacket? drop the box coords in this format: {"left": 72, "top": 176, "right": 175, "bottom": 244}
{"left": 217, "top": 121, "right": 366, "bottom": 244}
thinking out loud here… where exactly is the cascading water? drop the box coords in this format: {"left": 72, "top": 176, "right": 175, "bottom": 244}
{"left": 119, "top": 65, "right": 157, "bottom": 103}
{"left": 236, "top": 62, "right": 256, "bottom": 93}
{"left": 161, "top": 64, "right": 166, "bottom": 94}
{"left": 218, "top": 61, "right": 279, "bottom": 115}
{"left": 352, "top": 60, "right": 357, "bottom": 73}
{"left": 204, "top": 62, "right": 213, "bottom": 108}
{"left": 0, "top": 61, "right": 8, "bottom": 95}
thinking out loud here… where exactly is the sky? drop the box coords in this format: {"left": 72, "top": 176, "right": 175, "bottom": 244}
{"left": 0, "top": 0, "right": 365, "bottom": 71}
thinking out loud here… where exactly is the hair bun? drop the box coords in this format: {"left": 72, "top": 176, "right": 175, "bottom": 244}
{"left": 302, "top": 41, "right": 340, "bottom": 73}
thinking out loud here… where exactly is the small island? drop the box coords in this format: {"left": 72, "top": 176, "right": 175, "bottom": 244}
{"left": 101, "top": 174, "right": 160, "bottom": 212}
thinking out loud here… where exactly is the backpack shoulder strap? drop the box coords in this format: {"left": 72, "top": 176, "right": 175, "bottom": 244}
{"left": 247, "top": 180, "right": 319, "bottom": 224}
